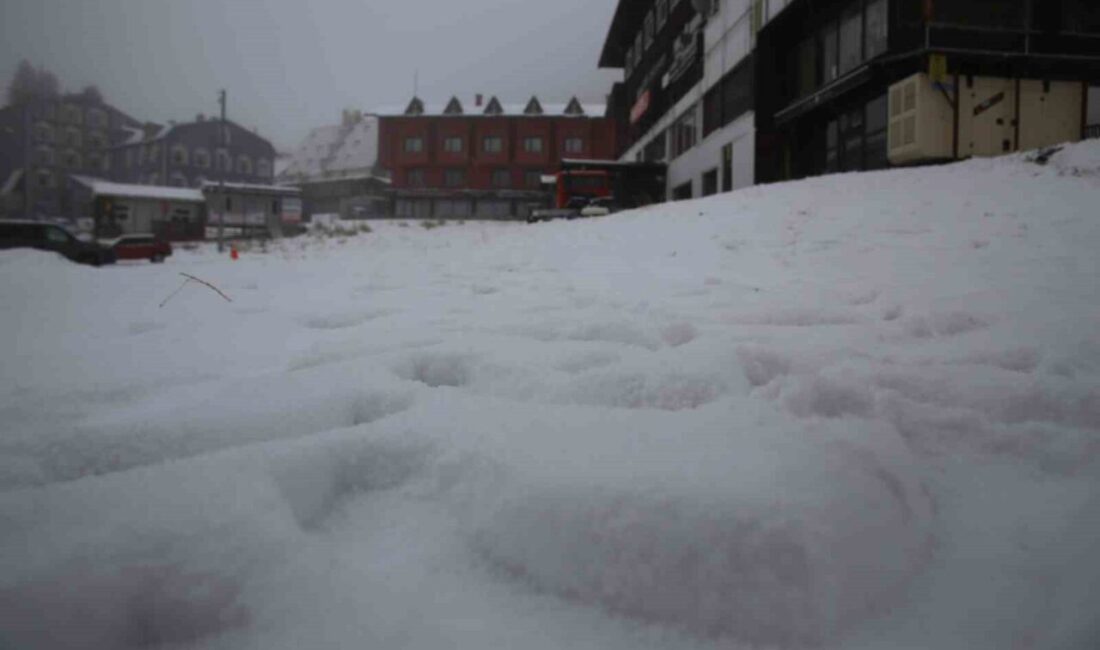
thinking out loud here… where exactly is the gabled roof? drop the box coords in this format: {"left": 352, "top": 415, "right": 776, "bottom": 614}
{"left": 523, "top": 96, "right": 544, "bottom": 115}
{"left": 484, "top": 96, "right": 504, "bottom": 115}
{"left": 443, "top": 96, "right": 464, "bottom": 115}
{"left": 405, "top": 97, "right": 425, "bottom": 116}
{"left": 564, "top": 97, "right": 586, "bottom": 116}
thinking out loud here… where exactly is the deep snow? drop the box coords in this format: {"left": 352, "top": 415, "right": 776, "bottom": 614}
{"left": 1, "top": 143, "right": 1099, "bottom": 649}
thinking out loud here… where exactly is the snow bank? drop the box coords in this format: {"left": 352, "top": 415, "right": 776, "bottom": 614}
{"left": 2, "top": 141, "right": 1099, "bottom": 649}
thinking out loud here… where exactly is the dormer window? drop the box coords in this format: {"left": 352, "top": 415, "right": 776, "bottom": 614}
{"left": 523, "top": 96, "right": 544, "bottom": 116}
{"left": 405, "top": 97, "right": 425, "bottom": 116}
{"left": 443, "top": 96, "right": 464, "bottom": 115}
{"left": 484, "top": 97, "right": 504, "bottom": 115}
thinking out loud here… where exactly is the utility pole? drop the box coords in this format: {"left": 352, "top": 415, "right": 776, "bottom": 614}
{"left": 217, "top": 89, "right": 227, "bottom": 253}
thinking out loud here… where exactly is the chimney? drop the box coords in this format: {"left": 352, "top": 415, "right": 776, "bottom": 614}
{"left": 476, "top": 94, "right": 483, "bottom": 107}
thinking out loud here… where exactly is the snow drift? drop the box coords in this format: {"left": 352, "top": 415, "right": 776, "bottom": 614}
{"left": 1, "top": 142, "right": 1099, "bottom": 649}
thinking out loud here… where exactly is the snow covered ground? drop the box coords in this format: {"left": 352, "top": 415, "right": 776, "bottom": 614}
{"left": 2, "top": 143, "right": 1099, "bottom": 649}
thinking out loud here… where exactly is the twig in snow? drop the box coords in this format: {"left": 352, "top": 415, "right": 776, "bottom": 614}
{"left": 160, "top": 273, "right": 233, "bottom": 308}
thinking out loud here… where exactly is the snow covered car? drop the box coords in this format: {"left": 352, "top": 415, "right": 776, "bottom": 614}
{"left": 0, "top": 220, "right": 117, "bottom": 266}
{"left": 579, "top": 197, "right": 619, "bottom": 218}
{"left": 105, "top": 234, "right": 173, "bottom": 263}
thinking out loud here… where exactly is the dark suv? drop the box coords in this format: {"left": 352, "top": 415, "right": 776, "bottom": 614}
{"left": 0, "top": 220, "right": 117, "bottom": 267}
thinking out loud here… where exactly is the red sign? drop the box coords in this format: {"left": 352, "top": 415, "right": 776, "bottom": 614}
{"left": 630, "top": 90, "right": 651, "bottom": 124}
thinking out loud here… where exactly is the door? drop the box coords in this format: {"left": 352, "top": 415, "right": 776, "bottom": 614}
{"left": 961, "top": 77, "right": 1017, "bottom": 157}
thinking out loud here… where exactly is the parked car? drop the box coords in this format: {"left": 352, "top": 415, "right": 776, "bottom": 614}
{"left": 579, "top": 196, "right": 620, "bottom": 218}
{"left": 0, "top": 220, "right": 116, "bottom": 266}
{"left": 104, "top": 234, "right": 173, "bottom": 263}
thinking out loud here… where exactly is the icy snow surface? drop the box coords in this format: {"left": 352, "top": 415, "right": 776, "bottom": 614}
{"left": 2, "top": 143, "right": 1099, "bottom": 649}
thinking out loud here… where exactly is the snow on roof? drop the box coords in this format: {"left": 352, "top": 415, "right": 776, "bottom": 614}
{"left": 373, "top": 98, "right": 607, "bottom": 118}
{"left": 70, "top": 175, "right": 205, "bottom": 202}
{"left": 200, "top": 181, "right": 300, "bottom": 195}
{"left": 119, "top": 125, "right": 146, "bottom": 146}
{"left": 278, "top": 116, "right": 380, "bottom": 183}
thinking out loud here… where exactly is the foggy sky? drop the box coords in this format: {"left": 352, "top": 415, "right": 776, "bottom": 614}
{"left": 0, "top": 0, "right": 621, "bottom": 151}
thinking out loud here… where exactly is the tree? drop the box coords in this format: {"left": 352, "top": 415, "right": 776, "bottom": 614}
{"left": 6, "top": 59, "right": 38, "bottom": 105}
{"left": 5, "top": 60, "right": 61, "bottom": 106}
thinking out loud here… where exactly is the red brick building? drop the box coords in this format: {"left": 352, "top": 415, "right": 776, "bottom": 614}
{"left": 377, "top": 95, "right": 616, "bottom": 219}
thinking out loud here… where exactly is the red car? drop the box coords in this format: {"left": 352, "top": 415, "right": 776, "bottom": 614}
{"left": 106, "top": 234, "right": 173, "bottom": 263}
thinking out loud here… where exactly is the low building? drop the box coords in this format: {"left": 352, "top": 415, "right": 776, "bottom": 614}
{"left": 278, "top": 110, "right": 391, "bottom": 220}
{"left": 202, "top": 181, "right": 302, "bottom": 239}
{"left": 109, "top": 117, "right": 276, "bottom": 189}
{"left": 71, "top": 175, "right": 206, "bottom": 241}
{"left": 376, "top": 95, "right": 616, "bottom": 220}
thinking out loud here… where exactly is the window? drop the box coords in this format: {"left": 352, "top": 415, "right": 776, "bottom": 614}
{"left": 672, "top": 181, "right": 693, "bottom": 201}
{"left": 643, "top": 131, "right": 667, "bottom": 162}
{"left": 702, "top": 169, "right": 719, "bottom": 196}
{"left": 435, "top": 199, "right": 471, "bottom": 218}
{"left": 524, "top": 170, "right": 544, "bottom": 188}
{"left": 865, "top": 94, "right": 889, "bottom": 170}
{"left": 171, "top": 145, "right": 189, "bottom": 166}
{"left": 656, "top": 0, "right": 668, "bottom": 28}
{"left": 625, "top": 44, "right": 635, "bottom": 78}
{"left": 87, "top": 108, "right": 107, "bottom": 129}
{"left": 839, "top": 4, "right": 863, "bottom": 75}
{"left": 444, "top": 169, "right": 466, "bottom": 187}
{"left": 61, "top": 104, "right": 82, "bottom": 125}
{"left": 216, "top": 149, "right": 230, "bottom": 171}
{"left": 62, "top": 150, "right": 82, "bottom": 169}
{"left": 670, "top": 106, "right": 697, "bottom": 158}
{"left": 563, "top": 137, "right": 584, "bottom": 154}
{"left": 634, "top": 31, "right": 643, "bottom": 65}
{"left": 236, "top": 155, "right": 252, "bottom": 174}
{"left": 45, "top": 227, "right": 69, "bottom": 244}
{"left": 66, "top": 128, "right": 82, "bottom": 148}
{"left": 101, "top": 154, "right": 110, "bottom": 173}
{"left": 87, "top": 152, "right": 101, "bottom": 172}
{"left": 821, "top": 20, "right": 839, "bottom": 84}
{"left": 88, "top": 132, "right": 108, "bottom": 149}
{"left": 491, "top": 169, "right": 511, "bottom": 188}
{"left": 865, "top": 0, "right": 889, "bottom": 60}
{"left": 644, "top": 11, "right": 655, "bottom": 49}
{"left": 35, "top": 146, "right": 54, "bottom": 166}
{"left": 35, "top": 123, "right": 53, "bottom": 143}
{"left": 721, "top": 143, "right": 733, "bottom": 192}
{"left": 825, "top": 120, "right": 839, "bottom": 173}
{"left": 149, "top": 144, "right": 161, "bottom": 162}
{"left": 36, "top": 169, "right": 54, "bottom": 188}
{"left": 125, "top": 148, "right": 134, "bottom": 168}
{"left": 170, "top": 172, "right": 188, "bottom": 187}
{"left": 1065, "top": 0, "right": 1100, "bottom": 33}
{"left": 522, "top": 137, "right": 544, "bottom": 153}
{"left": 404, "top": 137, "right": 424, "bottom": 153}
{"left": 483, "top": 136, "right": 503, "bottom": 153}
{"left": 443, "top": 136, "right": 464, "bottom": 153}
{"left": 256, "top": 159, "right": 272, "bottom": 177}
{"left": 407, "top": 168, "right": 425, "bottom": 187}
{"left": 194, "top": 148, "right": 211, "bottom": 169}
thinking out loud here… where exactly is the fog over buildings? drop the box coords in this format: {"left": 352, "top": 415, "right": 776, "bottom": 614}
{"left": 0, "top": 0, "right": 621, "bottom": 149}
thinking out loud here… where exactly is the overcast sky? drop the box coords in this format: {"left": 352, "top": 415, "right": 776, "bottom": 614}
{"left": 0, "top": 0, "right": 622, "bottom": 151}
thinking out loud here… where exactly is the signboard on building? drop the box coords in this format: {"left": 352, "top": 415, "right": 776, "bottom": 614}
{"left": 281, "top": 197, "right": 302, "bottom": 224}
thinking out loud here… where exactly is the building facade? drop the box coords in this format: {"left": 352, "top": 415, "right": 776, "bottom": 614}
{"left": 599, "top": 0, "right": 1100, "bottom": 199}
{"left": 108, "top": 118, "right": 276, "bottom": 189}
{"left": 0, "top": 90, "right": 141, "bottom": 217}
{"left": 754, "top": 0, "right": 1100, "bottom": 182}
{"left": 377, "top": 95, "right": 616, "bottom": 219}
